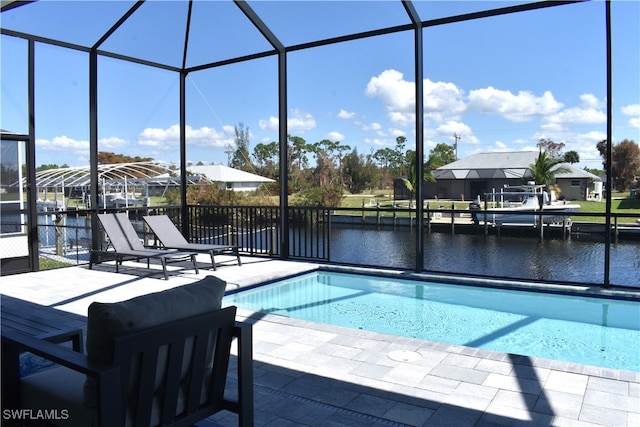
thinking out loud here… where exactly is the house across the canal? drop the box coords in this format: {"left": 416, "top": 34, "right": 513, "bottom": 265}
{"left": 395, "top": 151, "right": 602, "bottom": 202}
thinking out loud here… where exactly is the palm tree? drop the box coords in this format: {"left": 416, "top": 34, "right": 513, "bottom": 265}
{"left": 529, "top": 150, "right": 571, "bottom": 186}
{"left": 401, "top": 150, "right": 435, "bottom": 205}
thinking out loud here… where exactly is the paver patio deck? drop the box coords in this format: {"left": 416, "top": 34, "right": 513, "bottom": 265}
{"left": 1, "top": 255, "right": 638, "bottom": 426}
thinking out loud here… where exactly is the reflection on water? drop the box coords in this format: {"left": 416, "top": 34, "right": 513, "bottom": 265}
{"left": 329, "top": 227, "right": 640, "bottom": 287}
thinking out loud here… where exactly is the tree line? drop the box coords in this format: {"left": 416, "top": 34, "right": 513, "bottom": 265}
{"left": 30, "top": 123, "right": 639, "bottom": 206}
{"left": 230, "top": 123, "right": 639, "bottom": 205}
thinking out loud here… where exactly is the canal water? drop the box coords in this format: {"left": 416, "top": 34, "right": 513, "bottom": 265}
{"left": 329, "top": 226, "right": 640, "bottom": 288}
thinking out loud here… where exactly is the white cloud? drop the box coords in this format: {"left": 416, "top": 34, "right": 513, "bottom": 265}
{"left": 365, "top": 69, "right": 414, "bottom": 111}
{"left": 621, "top": 104, "right": 640, "bottom": 129}
{"left": 467, "top": 87, "right": 563, "bottom": 122}
{"left": 621, "top": 104, "right": 640, "bottom": 116}
{"left": 389, "top": 128, "right": 405, "bottom": 138}
{"left": 387, "top": 111, "right": 414, "bottom": 127}
{"left": 577, "top": 130, "right": 607, "bottom": 143}
{"left": 138, "top": 124, "right": 232, "bottom": 150}
{"left": 337, "top": 109, "right": 356, "bottom": 119}
{"left": 580, "top": 93, "right": 603, "bottom": 109}
{"left": 357, "top": 121, "right": 382, "bottom": 132}
{"left": 493, "top": 141, "right": 509, "bottom": 150}
{"left": 288, "top": 109, "right": 316, "bottom": 133}
{"left": 423, "top": 79, "right": 466, "bottom": 120}
{"left": 326, "top": 131, "right": 345, "bottom": 141}
{"left": 544, "top": 107, "right": 606, "bottom": 127}
{"left": 36, "top": 135, "right": 89, "bottom": 151}
{"left": 433, "top": 121, "right": 479, "bottom": 145}
{"left": 258, "top": 109, "right": 316, "bottom": 133}
{"left": 99, "top": 136, "right": 128, "bottom": 150}
{"left": 365, "top": 69, "right": 465, "bottom": 125}
{"left": 258, "top": 116, "right": 279, "bottom": 131}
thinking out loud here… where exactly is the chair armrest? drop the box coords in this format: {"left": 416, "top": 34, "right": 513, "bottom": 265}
{"left": 2, "top": 330, "right": 108, "bottom": 376}
{"left": 2, "top": 330, "right": 123, "bottom": 426}
{"left": 229, "top": 321, "right": 254, "bottom": 427}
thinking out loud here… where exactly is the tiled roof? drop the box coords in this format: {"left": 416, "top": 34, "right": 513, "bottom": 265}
{"left": 434, "top": 151, "right": 601, "bottom": 181}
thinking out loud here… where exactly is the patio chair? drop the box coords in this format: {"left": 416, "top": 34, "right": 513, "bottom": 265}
{"left": 1, "top": 276, "right": 254, "bottom": 427}
{"left": 90, "top": 213, "right": 199, "bottom": 280}
{"left": 143, "top": 214, "right": 241, "bottom": 270}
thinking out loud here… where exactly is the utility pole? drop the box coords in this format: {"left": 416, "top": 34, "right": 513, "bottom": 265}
{"left": 453, "top": 133, "right": 460, "bottom": 160}
{"left": 224, "top": 144, "right": 233, "bottom": 167}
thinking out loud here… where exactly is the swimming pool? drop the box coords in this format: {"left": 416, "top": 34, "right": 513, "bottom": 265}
{"left": 223, "top": 271, "right": 640, "bottom": 371}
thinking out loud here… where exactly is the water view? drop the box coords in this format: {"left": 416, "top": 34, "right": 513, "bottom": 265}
{"left": 329, "top": 226, "right": 640, "bottom": 288}
{"left": 41, "top": 216, "right": 640, "bottom": 288}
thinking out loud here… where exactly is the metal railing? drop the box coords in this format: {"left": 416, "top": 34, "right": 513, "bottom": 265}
{"left": 2, "top": 204, "right": 639, "bottom": 286}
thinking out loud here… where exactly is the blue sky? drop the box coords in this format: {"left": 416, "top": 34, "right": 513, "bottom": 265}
{"left": 1, "top": 0, "right": 639, "bottom": 170}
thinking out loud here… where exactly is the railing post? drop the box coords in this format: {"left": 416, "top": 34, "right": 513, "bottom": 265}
{"left": 450, "top": 203, "right": 455, "bottom": 235}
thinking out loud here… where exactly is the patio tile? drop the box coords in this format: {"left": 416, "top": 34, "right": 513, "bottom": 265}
{"left": 480, "top": 404, "right": 554, "bottom": 426}
{"left": 587, "top": 376, "right": 630, "bottom": 395}
{"left": 533, "top": 389, "right": 583, "bottom": 419}
{"left": 579, "top": 403, "right": 628, "bottom": 426}
{"left": 544, "top": 371, "right": 589, "bottom": 395}
{"left": 475, "top": 358, "right": 514, "bottom": 375}
{"left": 344, "top": 394, "right": 398, "bottom": 418}
{"left": 350, "top": 362, "right": 395, "bottom": 381}
{"left": 381, "top": 401, "right": 435, "bottom": 426}
{"left": 548, "top": 416, "right": 603, "bottom": 427}
{"left": 417, "top": 374, "right": 460, "bottom": 395}
{"left": 444, "top": 383, "right": 497, "bottom": 412}
{"left": 490, "top": 389, "right": 539, "bottom": 411}
{"left": 423, "top": 405, "right": 482, "bottom": 427}
{"left": 429, "top": 364, "right": 489, "bottom": 385}
{"left": 382, "top": 363, "right": 429, "bottom": 386}
{"left": 583, "top": 388, "right": 640, "bottom": 413}
{"left": 440, "top": 353, "right": 481, "bottom": 369}
{"left": 482, "top": 372, "right": 543, "bottom": 395}
{"left": 511, "top": 364, "right": 551, "bottom": 382}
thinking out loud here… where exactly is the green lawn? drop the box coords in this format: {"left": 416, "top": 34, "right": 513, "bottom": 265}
{"left": 339, "top": 191, "right": 640, "bottom": 223}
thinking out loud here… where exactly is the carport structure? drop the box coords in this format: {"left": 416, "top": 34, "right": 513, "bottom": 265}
{"left": 0, "top": 0, "right": 620, "bottom": 281}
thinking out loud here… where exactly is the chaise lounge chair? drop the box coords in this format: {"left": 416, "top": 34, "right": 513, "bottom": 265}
{"left": 143, "top": 214, "right": 241, "bottom": 270}
{"left": 90, "top": 212, "right": 199, "bottom": 280}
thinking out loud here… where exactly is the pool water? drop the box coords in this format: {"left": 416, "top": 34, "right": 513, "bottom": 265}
{"left": 223, "top": 271, "right": 640, "bottom": 371}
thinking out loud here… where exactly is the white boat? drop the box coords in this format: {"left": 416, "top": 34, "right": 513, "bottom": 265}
{"left": 472, "top": 183, "right": 580, "bottom": 227}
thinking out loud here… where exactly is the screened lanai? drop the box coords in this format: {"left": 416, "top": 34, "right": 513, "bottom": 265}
{"left": 1, "top": 1, "right": 639, "bottom": 286}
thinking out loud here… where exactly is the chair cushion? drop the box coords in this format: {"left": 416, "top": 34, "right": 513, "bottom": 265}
{"left": 22, "top": 367, "right": 96, "bottom": 427}
{"left": 86, "top": 275, "right": 226, "bottom": 364}
{"left": 83, "top": 275, "right": 227, "bottom": 409}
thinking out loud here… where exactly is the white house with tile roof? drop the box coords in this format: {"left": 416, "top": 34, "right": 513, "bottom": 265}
{"left": 186, "top": 164, "right": 274, "bottom": 192}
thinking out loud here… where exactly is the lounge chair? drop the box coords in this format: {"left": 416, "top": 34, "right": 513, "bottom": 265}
{"left": 143, "top": 214, "right": 241, "bottom": 270}
{"left": 90, "top": 212, "right": 199, "bottom": 280}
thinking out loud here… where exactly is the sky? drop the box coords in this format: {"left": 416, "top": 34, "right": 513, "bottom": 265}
{"left": 1, "top": 0, "right": 639, "bottom": 171}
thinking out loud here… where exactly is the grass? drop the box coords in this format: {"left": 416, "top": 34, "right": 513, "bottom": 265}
{"left": 37, "top": 190, "right": 640, "bottom": 223}
{"left": 338, "top": 191, "right": 640, "bottom": 223}
{"left": 39, "top": 257, "right": 73, "bottom": 270}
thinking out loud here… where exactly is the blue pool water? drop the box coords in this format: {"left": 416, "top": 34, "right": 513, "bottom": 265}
{"left": 223, "top": 271, "right": 640, "bottom": 371}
